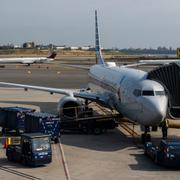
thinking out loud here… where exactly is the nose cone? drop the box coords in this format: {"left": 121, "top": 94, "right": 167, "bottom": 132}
{"left": 138, "top": 96, "right": 168, "bottom": 126}
{"left": 150, "top": 99, "right": 167, "bottom": 124}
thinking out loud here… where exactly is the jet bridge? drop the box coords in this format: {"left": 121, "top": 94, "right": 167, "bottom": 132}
{"left": 147, "top": 63, "right": 180, "bottom": 119}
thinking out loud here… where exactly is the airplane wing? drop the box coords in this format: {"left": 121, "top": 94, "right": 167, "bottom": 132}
{"left": 138, "top": 59, "right": 180, "bottom": 65}
{"left": 60, "top": 64, "right": 90, "bottom": 70}
{"left": 121, "top": 59, "right": 180, "bottom": 68}
{"left": 121, "top": 62, "right": 146, "bottom": 67}
{"left": 0, "top": 81, "right": 108, "bottom": 106}
{"left": 0, "top": 82, "right": 73, "bottom": 96}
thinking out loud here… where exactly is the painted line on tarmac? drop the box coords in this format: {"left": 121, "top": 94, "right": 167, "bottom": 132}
{"left": 120, "top": 123, "right": 139, "bottom": 137}
{"left": 0, "top": 166, "right": 41, "bottom": 180}
{"left": 58, "top": 138, "right": 71, "bottom": 180}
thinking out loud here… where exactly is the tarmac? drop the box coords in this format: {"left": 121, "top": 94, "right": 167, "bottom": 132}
{"left": 0, "top": 59, "right": 180, "bottom": 180}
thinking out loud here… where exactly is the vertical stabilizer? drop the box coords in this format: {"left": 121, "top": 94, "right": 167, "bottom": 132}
{"left": 47, "top": 52, "right": 57, "bottom": 59}
{"left": 95, "top": 10, "right": 105, "bottom": 65}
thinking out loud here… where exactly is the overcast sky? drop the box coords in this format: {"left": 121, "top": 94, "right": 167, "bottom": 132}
{"left": 0, "top": 0, "right": 180, "bottom": 48}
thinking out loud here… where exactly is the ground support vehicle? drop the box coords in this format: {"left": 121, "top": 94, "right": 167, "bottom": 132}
{"left": 6, "top": 133, "right": 52, "bottom": 167}
{"left": 25, "top": 112, "right": 60, "bottom": 143}
{"left": 144, "top": 139, "right": 180, "bottom": 168}
{"left": 61, "top": 116, "right": 119, "bottom": 135}
{"left": 0, "top": 107, "right": 35, "bottom": 134}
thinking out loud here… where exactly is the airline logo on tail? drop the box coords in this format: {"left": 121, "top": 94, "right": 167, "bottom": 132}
{"left": 95, "top": 10, "right": 105, "bottom": 65}
{"left": 47, "top": 52, "right": 57, "bottom": 59}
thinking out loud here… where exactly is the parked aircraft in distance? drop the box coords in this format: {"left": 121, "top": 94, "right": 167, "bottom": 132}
{"left": 0, "top": 52, "right": 56, "bottom": 65}
{"left": 0, "top": 11, "right": 168, "bottom": 141}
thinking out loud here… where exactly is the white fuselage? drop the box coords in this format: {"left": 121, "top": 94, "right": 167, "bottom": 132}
{"left": 88, "top": 64, "right": 168, "bottom": 126}
{"left": 0, "top": 57, "right": 54, "bottom": 64}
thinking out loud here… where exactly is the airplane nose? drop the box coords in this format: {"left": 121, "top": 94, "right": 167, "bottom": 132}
{"left": 150, "top": 101, "right": 167, "bottom": 123}
{"left": 150, "top": 97, "right": 168, "bottom": 123}
{"left": 140, "top": 97, "right": 168, "bottom": 125}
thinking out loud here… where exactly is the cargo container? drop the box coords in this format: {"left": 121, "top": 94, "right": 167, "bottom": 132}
{"left": 25, "top": 112, "right": 60, "bottom": 143}
{"left": 0, "top": 107, "right": 35, "bottom": 134}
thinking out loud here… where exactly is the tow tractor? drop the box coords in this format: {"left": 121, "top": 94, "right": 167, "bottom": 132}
{"left": 6, "top": 133, "right": 52, "bottom": 167}
{"left": 144, "top": 139, "right": 180, "bottom": 167}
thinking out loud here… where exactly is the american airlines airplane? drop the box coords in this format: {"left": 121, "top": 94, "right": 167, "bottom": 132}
{"left": 0, "top": 11, "right": 168, "bottom": 140}
{"left": 0, "top": 52, "right": 56, "bottom": 65}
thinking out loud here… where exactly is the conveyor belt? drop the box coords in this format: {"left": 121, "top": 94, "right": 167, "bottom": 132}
{"left": 147, "top": 63, "right": 180, "bottom": 118}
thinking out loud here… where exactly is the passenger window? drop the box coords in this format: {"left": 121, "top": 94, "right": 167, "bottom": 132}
{"left": 133, "top": 89, "right": 141, "bottom": 97}
{"left": 142, "top": 90, "right": 154, "bottom": 96}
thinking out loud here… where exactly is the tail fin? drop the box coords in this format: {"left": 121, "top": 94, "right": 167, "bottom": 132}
{"left": 95, "top": 10, "right": 105, "bottom": 65}
{"left": 47, "top": 52, "right": 57, "bottom": 59}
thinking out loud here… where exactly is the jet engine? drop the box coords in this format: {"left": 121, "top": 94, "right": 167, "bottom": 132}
{"left": 57, "top": 96, "right": 84, "bottom": 120}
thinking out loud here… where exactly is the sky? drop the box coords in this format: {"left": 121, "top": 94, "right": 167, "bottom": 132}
{"left": 0, "top": 0, "right": 180, "bottom": 48}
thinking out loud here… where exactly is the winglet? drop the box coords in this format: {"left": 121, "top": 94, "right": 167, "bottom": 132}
{"left": 95, "top": 10, "right": 105, "bottom": 65}
{"left": 47, "top": 52, "right": 57, "bottom": 59}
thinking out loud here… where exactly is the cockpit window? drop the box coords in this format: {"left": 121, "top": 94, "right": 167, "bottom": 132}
{"left": 133, "top": 89, "right": 165, "bottom": 97}
{"left": 155, "top": 91, "right": 165, "bottom": 96}
{"left": 142, "top": 90, "right": 154, "bottom": 96}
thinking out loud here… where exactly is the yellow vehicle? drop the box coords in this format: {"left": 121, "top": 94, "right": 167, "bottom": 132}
{"left": 176, "top": 48, "right": 180, "bottom": 58}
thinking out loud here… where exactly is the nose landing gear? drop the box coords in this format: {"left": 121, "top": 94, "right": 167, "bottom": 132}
{"left": 141, "top": 126, "right": 151, "bottom": 144}
{"left": 141, "top": 120, "right": 169, "bottom": 144}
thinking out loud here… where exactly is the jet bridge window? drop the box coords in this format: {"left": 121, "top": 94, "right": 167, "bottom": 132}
{"left": 142, "top": 90, "right": 154, "bottom": 96}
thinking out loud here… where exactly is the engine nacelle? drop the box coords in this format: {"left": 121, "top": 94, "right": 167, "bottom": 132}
{"left": 57, "top": 96, "right": 84, "bottom": 120}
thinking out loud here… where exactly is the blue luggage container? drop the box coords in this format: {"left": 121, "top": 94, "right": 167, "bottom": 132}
{"left": 25, "top": 112, "right": 60, "bottom": 143}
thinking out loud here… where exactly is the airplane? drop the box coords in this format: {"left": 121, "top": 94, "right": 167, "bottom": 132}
{"left": 0, "top": 52, "right": 56, "bottom": 65}
{"left": 0, "top": 11, "right": 168, "bottom": 141}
